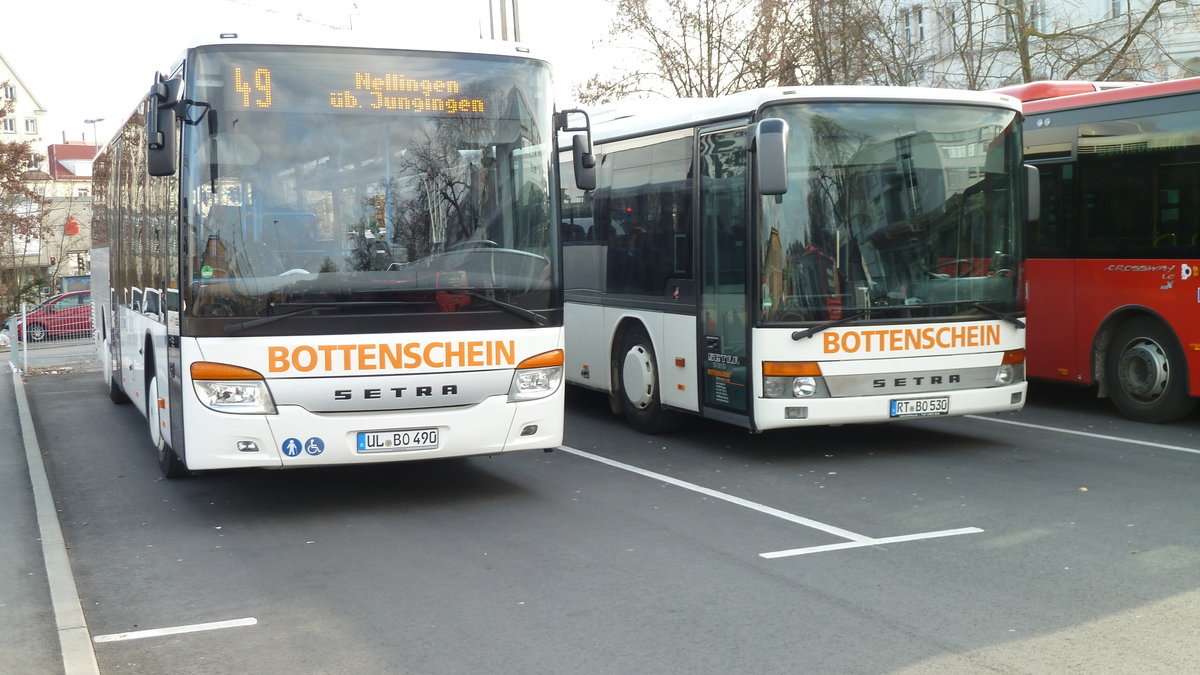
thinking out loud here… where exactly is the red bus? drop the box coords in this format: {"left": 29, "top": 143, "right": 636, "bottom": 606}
{"left": 997, "top": 78, "right": 1200, "bottom": 422}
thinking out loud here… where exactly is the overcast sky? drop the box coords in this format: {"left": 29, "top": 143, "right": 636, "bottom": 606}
{"left": 4, "top": 0, "right": 615, "bottom": 148}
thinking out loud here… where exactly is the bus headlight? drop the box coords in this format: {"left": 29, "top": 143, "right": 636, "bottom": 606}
{"left": 509, "top": 349, "right": 564, "bottom": 402}
{"left": 763, "top": 375, "right": 819, "bottom": 398}
{"left": 793, "top": 376, "right": 818, "bottom": 397}
{"left": 996, "top": 349, "right": 1026, "bottom": 386}
{"left": 191, "top": 362, "right": 277, "bottom": 414}
{"left": 763, "top": 362, "right": 825, "bottom": 399}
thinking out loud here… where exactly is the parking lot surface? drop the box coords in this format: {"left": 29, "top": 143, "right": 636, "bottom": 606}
{"left": 11, "top": 372, "right": 1200, "bottom": 673}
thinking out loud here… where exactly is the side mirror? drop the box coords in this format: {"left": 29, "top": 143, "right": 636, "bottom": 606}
{"left": 557, "top": 108, "right": 596, "bottom": 191}
{"left": 1024, "top": 164, "right": 1041, "bottom": 223}
{"left": 753, "top": 118, "right": 790, "bottom": 195}
{"left": 572, "top": 134, "right": 597, "bottom": 191}
{"left": 147, "top": 75, "right": 184, "bottom": 177}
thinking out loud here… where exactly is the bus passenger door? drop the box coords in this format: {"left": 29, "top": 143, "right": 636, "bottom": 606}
{"left": 1025, "top": 162, "right": 1079, "bottom": 383}
{"left": 698, "top": 126, "right": 750, "bottom": 417}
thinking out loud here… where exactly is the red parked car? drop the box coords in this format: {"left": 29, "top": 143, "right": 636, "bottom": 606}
{"left": 11, "top": 290, "right": 93, "bottom": 342}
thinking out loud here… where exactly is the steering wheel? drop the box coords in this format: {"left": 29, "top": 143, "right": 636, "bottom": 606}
{"left": 926, "top": 258, "right": 974, "bottom": 278}
{"left": 450, "top": 239, "right": 500, "bottom": 250}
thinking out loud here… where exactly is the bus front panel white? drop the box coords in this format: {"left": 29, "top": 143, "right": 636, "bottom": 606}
{"left": 178, "top": 329, "right": 564, "bottom": 469}
{"left": 751, "top": 320, "right": 1026, "bottom": 429}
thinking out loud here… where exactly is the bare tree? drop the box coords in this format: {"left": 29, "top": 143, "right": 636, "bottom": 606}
{"left": 576, "top": 0, "right": 810, "bottom": 104}
{"left": 918, "top": 0, "right": 1197, "bottom": 87}
{"left": 0, "top": 83, "right": 51, "bottom": 313}
{"left": 585, "top": 0, "right": 1200, "bottom": 102}
{"left": 804, "top": 0, "right": 893, "bottom": 85}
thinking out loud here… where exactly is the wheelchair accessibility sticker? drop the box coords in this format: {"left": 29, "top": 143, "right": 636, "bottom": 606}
{"left": 282, "top": 437, "right": 325, "bottom": 457}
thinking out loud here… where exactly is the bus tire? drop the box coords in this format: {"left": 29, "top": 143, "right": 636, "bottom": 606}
{"left": 147, "top": 375, "right": 189, "bottom": 478}
{"left": 1104, "top": 317, "right": 1196, "bottom": 423}
{"left": 616, "top": 326, "right": 682, "bottom": 434}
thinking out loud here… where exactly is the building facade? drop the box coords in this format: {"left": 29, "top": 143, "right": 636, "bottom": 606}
{"left": 889, "top": 0, "right": 1200, "bottom": 89}
{"left": 2, "top": 52, "right": 92, "bottom": 311}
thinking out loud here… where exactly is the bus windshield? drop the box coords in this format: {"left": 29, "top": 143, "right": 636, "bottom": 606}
{"left": 758, "top": 102, "right": 1022, "bottom": 324}
{"left": 181, "top": 46, "right": 556, "bottom": 329}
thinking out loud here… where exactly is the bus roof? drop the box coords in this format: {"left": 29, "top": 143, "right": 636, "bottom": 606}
{"left": 1001, "top": 77, "right": 1200, "bottom": 114}
{"left": 171, "top": 29, "right": 548, "bottom": 69}
{"left": 991, "top": 80, "right": 1145, "bottom": 102}
{"left": 585, "top": 86, "right": 1023, "bottom": 142}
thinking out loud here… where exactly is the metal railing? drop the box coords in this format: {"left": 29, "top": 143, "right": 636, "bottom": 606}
{"left": 3, "top": 303, "right": 101, "bottom": 375}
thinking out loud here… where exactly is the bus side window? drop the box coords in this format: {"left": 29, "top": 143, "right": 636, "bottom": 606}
{"left": 1028, "top": 163, "right": 1072, "bottom": 258}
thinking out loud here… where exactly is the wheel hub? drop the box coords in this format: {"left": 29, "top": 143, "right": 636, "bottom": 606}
{"left": 622, "top": 345, "right": 655, "bottom": 410}
{"left": 1117, "top": 340, "right": 1169, "bottom": 401}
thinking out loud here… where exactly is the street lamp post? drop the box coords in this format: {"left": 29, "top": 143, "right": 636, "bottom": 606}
{"left": 84, "top": 118, "right": 104, "bottom": 146}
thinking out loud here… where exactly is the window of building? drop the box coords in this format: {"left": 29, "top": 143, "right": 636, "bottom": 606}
{"left": 2, "top": 118, "right": 14, "bottom": 133}
{"left": 901, "top": 5, "right": 925, "bottom": 46}
{"left": 2, "top": 85, "right": 15, "bottom": 99}
{"left": 1111, "top": 0, "right": 1125, "bottom": 18}
{"left": 67, "top": 250, "right": 91, "bottom": 274}
{"left": 24, "top": 118, "right": 38, "bottom": 134}
{"left": 1031, "top": 0, "right": 1048, "bottom": 32}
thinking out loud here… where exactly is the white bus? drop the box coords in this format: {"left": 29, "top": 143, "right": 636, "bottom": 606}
{"left": 93, "top": 32, "right": 577, "bottom": 476}
{"left": 559, "top": 87, "right": 1036, "bottom": 433}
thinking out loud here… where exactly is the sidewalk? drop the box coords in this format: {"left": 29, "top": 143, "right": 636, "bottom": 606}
{"left": 3, "top": 334, "right": 101, "bottom": 375}
{"left": 1, "top": 367, "right": 65, "bottom": 673}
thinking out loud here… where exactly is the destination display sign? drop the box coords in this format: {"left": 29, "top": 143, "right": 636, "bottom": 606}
{"left": 226, "top": 63, "right": 488, "bottom": 116}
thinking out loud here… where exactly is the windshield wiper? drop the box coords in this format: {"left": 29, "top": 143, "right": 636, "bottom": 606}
{"left": 792, "top": 309, "right": 872, "bottom": 341}
{"left": 897, "top": 299, "right": 1026, "bottom": 329}
{"left": 790, "top": 301, "right": 1024, "bottom": 341}
{"left": 453, "top": 290, "right": 549, "bottom": 326}
{"left": 222, "top": 300, "right": 429, "bottom": 335}
{"left": 967, "top": 302, "right": 1025, "bottom": 329}
{"left": 220, "top": 289, "right": 549, "bottom": 335}
{"left": 221, "top": 304, "right": 332, "bottom": 335}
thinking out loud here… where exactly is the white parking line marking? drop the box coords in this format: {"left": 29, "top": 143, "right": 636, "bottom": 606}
{"left": 560, "top": 446, "right": 982, "bottom": 557}
{"left": 561, "top": 446, "right": 870, "bottom": 541}
{"left": 93, "top": 617, "right": 257, "bottom": 643}
{"left": 966, "top": 415, "right": 1200, "bottom": 455}
{"left": 760, "top": 527, "right": 985, "bottom": 558}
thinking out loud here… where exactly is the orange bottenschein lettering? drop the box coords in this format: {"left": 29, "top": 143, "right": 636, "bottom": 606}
{"left": 266, "top": 340, "right": 517, "bottom": 373}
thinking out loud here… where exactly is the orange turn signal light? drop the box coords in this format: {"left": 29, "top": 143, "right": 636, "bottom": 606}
{"left": 1001, "top": 349, "right": 1026, "bottom": 365}
{"left": 190, "top": 362, "right": 265, "bottom": 381}
{"left": 518, "top": 349, "right": 564, "bottom": 369}
{"left": 762, "top": 361, "right": 822, "bottom": 377}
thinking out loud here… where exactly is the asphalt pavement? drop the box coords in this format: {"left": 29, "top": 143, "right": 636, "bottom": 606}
{"left": 9, "top": 338, "right": 1200, "bottom": 673}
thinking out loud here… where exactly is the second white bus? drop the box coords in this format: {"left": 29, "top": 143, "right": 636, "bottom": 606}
{"left": 559, "top": 87, "right": 1035, "bottom": 433}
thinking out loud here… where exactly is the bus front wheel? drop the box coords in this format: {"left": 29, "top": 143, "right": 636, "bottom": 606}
{"left": 147, "top": 375, "right": 189, "bottom": 478}
{"left": 1104, "top": 317, "right": 1196, "bottom": 423}
{"left": 616, "top": 327, "right": 682, "bottom": 434}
